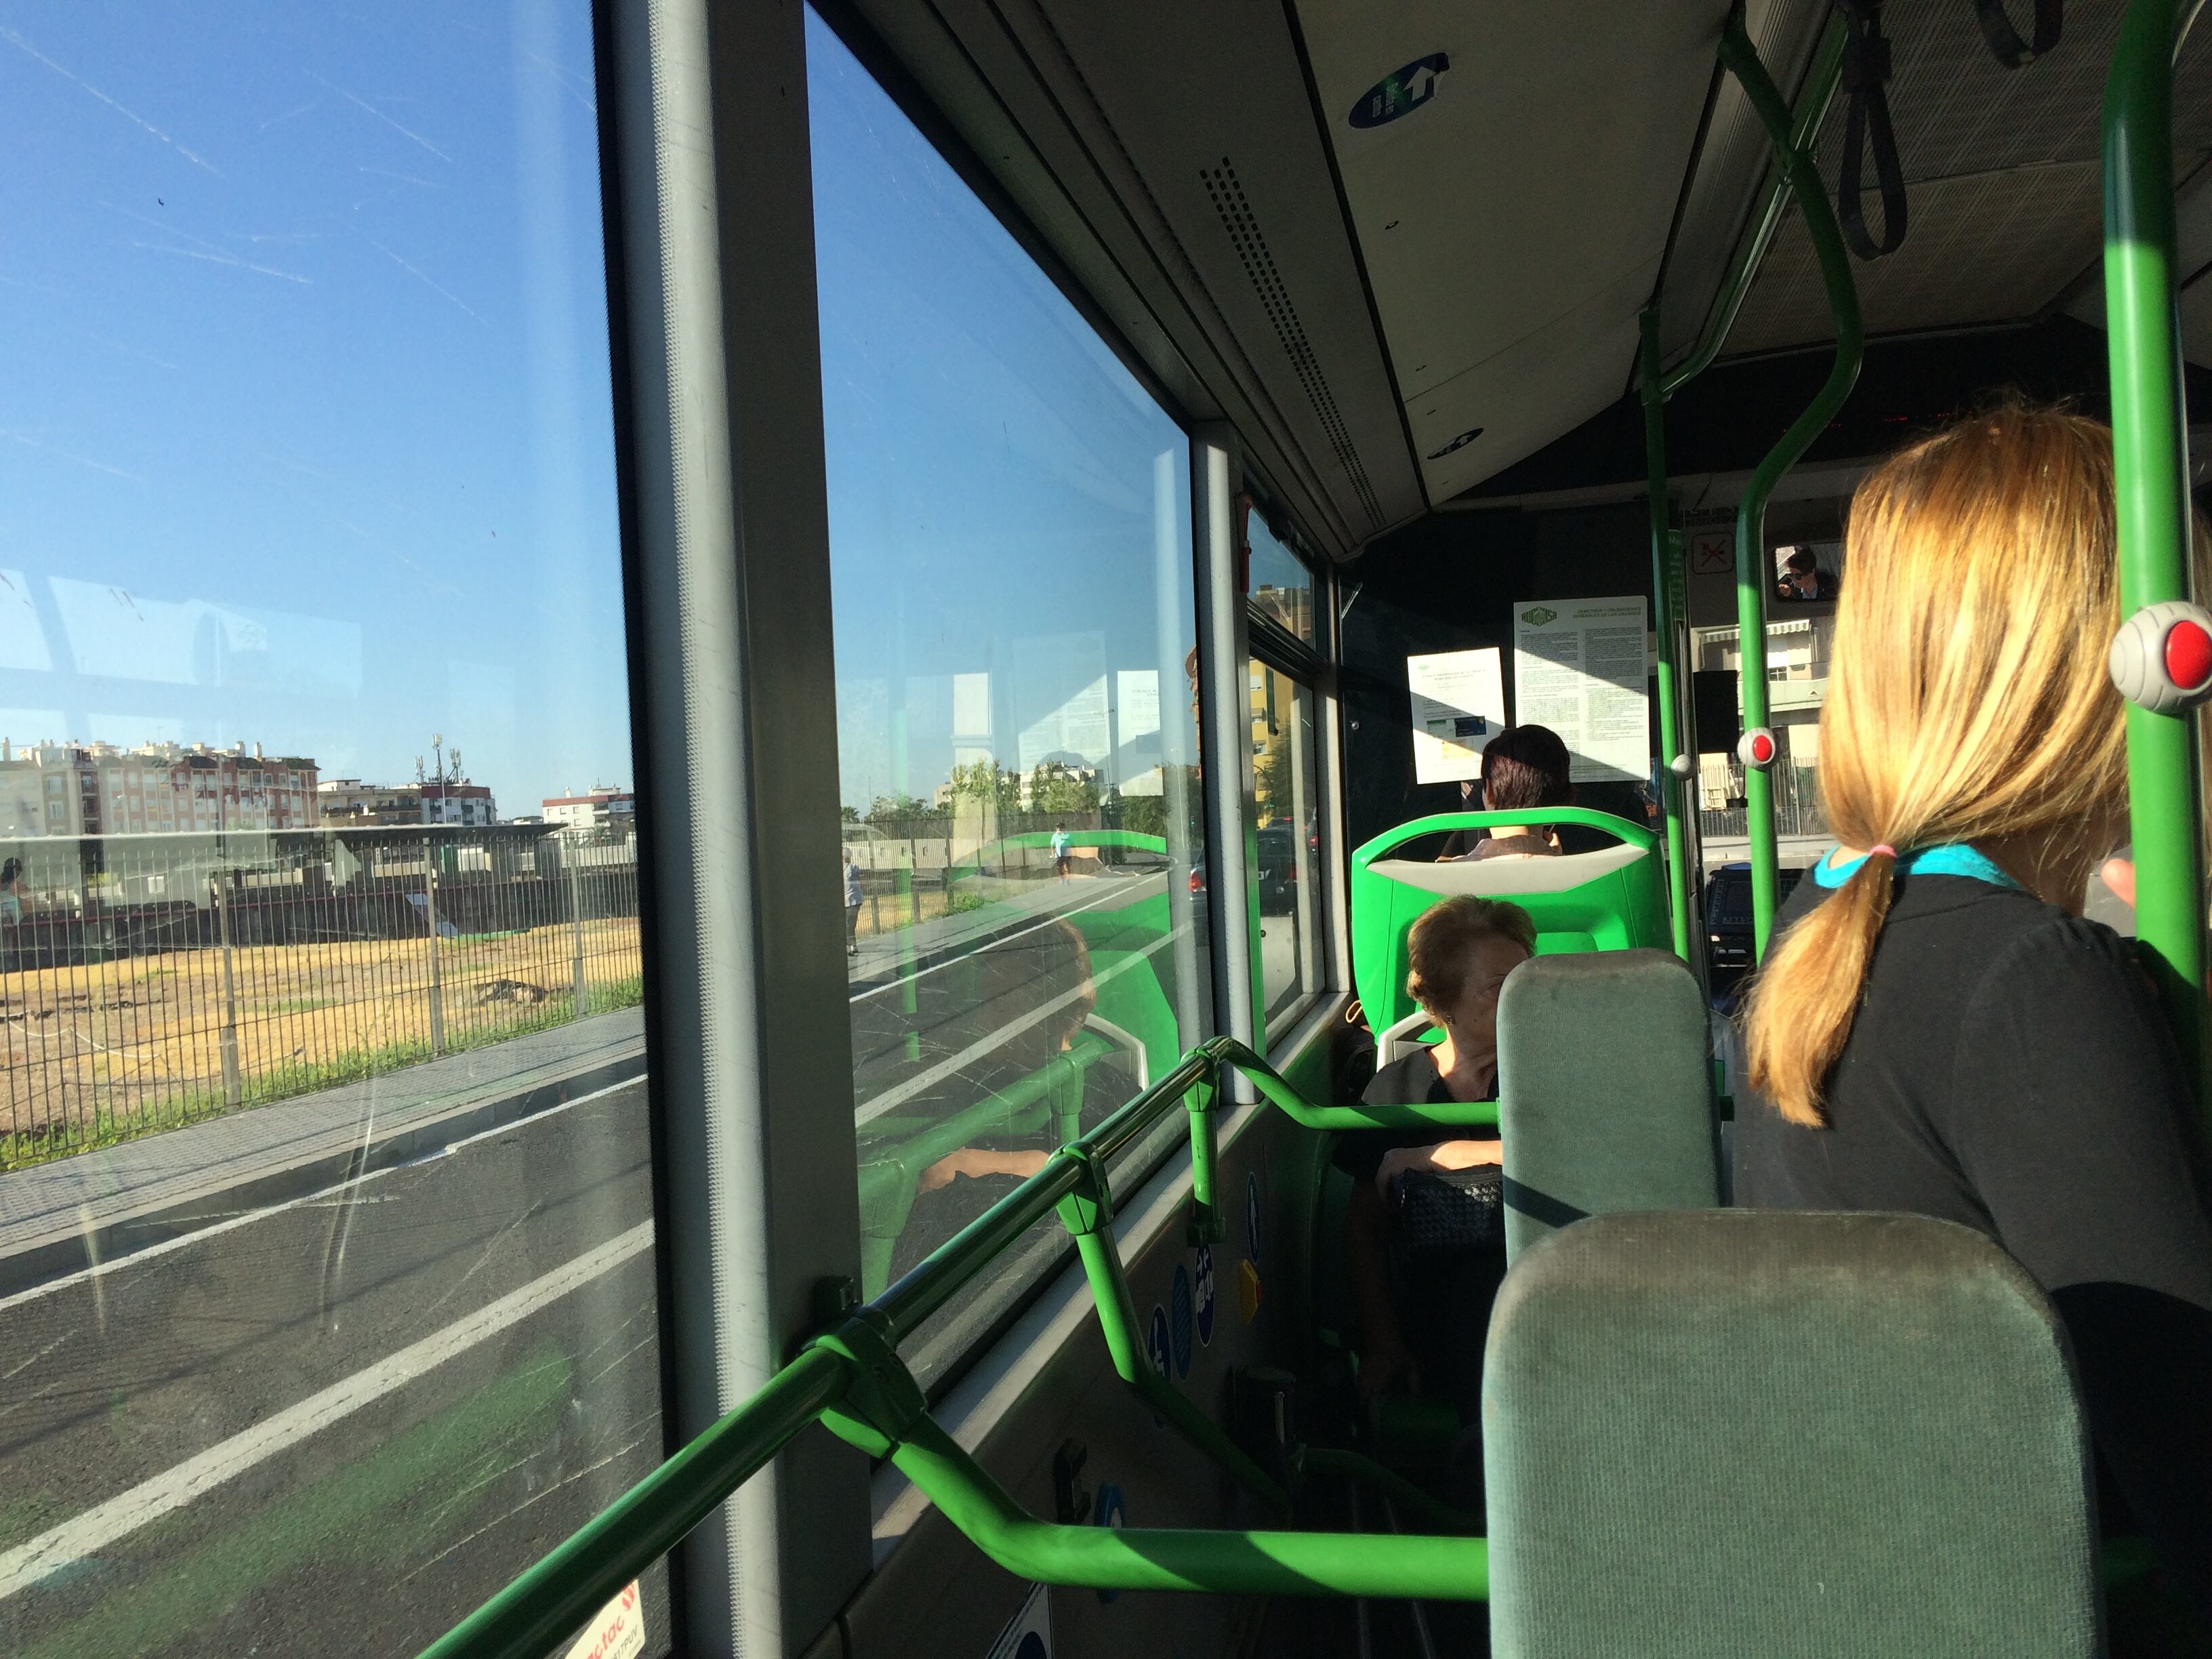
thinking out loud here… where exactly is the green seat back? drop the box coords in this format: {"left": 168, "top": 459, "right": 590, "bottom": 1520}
{"left": 1483, "top": 1210, "right": 2100, "bottom": 1659}
{"left": 1349, "top": 810, "right": 1667, "bottom": 1036}
{"left": 1069, "top": 897, "right": 1184, "bottom": 1084}
{"left": 1496, "top": 950, "right": 1719, "bottom": 1260}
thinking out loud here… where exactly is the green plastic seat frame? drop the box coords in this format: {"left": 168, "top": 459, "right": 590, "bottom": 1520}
{"left": 1349, "top": 808, "right": 1668, "bottom": 1040}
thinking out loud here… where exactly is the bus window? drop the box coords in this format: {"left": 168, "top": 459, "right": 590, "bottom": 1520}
{"left": 1251, "top": 659, "right": 1322, "bottom": 1031}
{"left": 1246, "top": 504, "right": 1316, "bottom": 644}
{"left": 0, "top": 7, "right": 665, "bottom": 1656}
{"left": 806, "top": 9, "right": 1210, "bottom": 1387}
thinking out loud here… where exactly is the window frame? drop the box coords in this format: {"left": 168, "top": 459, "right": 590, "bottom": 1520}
{"left": 786, "top": 3, "right": 1235, "bottom": 1418}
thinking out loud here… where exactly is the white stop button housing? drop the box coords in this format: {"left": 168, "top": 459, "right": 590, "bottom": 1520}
{"left": 2110, "top": 600, "right": 2212, "bottom": 714}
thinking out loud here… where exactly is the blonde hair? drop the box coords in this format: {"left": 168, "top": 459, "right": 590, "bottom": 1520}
{"left": 1747, "top": 403, "right": 2135, "bottom": 1126}
{"left": 1407, "top": 897, "right": 1536, "bottom": 1014}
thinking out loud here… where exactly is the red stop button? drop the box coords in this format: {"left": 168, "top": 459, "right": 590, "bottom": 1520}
{"left": 1750, "top": 733, "right": 1775, "bottom": 764}
{"left": 2165, "top": 619, "right": 2212, "bottom": 692}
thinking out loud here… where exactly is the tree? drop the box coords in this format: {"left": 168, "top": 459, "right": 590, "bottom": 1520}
{"left": 1111, "top": 792, "right": 1166, "bottom": 840}
{"left": 865, "top": 792, "right": 935, "bottom": 826}
{"left": 1254, "top": 741, "right": 1292, "bottom": 825}
{"left": 839, "top": 803, "right": 860, "bottom": 824}
{"left": 1028, "top": 761, "right": 1099, "bottom": 815}
{"left": 946, "top": 758, "right": 1023, "bottom": 813}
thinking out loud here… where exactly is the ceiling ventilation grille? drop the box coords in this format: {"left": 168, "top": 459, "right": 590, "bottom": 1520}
{"left": 1200, "top": 157, "right": 1382, "bottom": 531}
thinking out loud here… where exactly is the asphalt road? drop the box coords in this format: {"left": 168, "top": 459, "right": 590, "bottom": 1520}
{"left": 0, "top": 872, "right": 1192, "bottom": 1658}
{"left": 0, "top": 1081, "right": 669, "bottom": 1659}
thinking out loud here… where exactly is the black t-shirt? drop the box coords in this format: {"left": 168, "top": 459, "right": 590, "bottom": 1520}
{"left": 1332, "top": 1046, "right": 1488, "bottom": 1185}
{"left": 1736, "top": 870, "right": 2212, "bottom": 1613}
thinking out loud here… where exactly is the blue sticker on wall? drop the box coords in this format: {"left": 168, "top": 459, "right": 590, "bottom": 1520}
{"left": 1246, "top": 1170, "right": 1264, "bottom": 1263}
{"left": 1170, "top": 1265, "right": 1194, "bottom": 1379}
{"left": 1348, "top": 52, "right": 1450, "bottom": 129}
{"left": 1194, "top": 1246, "right": 1216, "bottom": 1346}
{"left": 1146, "top": 1303, "right": 1172, "bottom": 1381}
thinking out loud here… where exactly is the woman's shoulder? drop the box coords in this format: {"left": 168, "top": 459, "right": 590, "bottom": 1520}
{"left": 1361, "top": 1047, "right": 1439, "bottom": 1105}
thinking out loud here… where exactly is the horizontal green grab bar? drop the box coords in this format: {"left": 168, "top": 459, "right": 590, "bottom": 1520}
{"left": 876, "top": 1412, "right": 1487, "bottom": 1601}
{"left": 423, "top": 1035, "right": 1506, "bottom": 1659}
{"left": 416, "top": 1345, "right": 848, "bottom": 1659}
{"left": 873, "top": 1047, "right": 1214, "bottom": 1339}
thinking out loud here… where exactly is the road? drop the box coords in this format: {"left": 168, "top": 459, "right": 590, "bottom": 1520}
{"left": 0, "top": 871, "right": 1191, "bottom": 1658}
{"left": 0, "top": 1081, "right": 668, "bottom": 1659}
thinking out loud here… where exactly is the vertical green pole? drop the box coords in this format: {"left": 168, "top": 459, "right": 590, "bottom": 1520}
{"left": 1184, "top": 1068, "right": 1229, "bottom": 1243}
{"left": 2104, "top": 0, "right": 2207, "bottom": 1106}
{"left": 1717, "top": 20, "right": 1865, "bottom": 958}
{"left": 1639, "top": 309, "right": 1696, "bottom": 963}
{"left": 1058, "top": 1169, "right": 1285, "bottom": 1509}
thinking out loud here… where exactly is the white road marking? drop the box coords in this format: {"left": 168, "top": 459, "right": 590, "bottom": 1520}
{"left": 0, "top": 1220, "right": 655, "bottom": 1601}
{"left": 0, "top": 1073, "right": 641, "bottom": 1315}
{"left": 853, "top": 928, "right": 1182, "bottom": 1125}
{"left": 845, "top": 876, "right": 1166, "bottom": 1005}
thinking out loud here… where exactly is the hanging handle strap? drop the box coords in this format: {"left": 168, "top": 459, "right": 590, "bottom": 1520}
{"left": 1837, "top": 0, "right": 1908, "bottom": 260}
{"left": 1973, "top": 0, "right": 2062, "bottom": 67}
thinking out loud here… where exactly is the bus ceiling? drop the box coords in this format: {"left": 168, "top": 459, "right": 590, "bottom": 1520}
{"left": 838, "top": 1, "right": 2208, "bottom": 551}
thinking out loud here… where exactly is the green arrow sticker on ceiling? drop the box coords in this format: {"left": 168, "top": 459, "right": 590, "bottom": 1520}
{"left": 1349, "top": 53, "right": 1449, "bottom": 129}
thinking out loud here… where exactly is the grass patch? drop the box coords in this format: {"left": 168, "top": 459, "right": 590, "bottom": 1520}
{"left": 945, "top": 890, "right": 990, "bottom": 916}
{"left": 586, "top": 975, "right": 644, "bottom": 1016}
{"left": 0, "top": 978, "right": 646, "bottom": 1172}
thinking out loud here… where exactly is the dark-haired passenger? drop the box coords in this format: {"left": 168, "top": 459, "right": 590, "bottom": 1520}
{"left": 1439, "top": 724, "right": 1573, "bottom": 862}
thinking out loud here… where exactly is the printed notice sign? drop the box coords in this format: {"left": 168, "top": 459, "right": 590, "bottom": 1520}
{"left": 1406, "top": 647, "right": 1505, "bottom": 784}
{"left": 563, "top": 1581, "right": 646, "bottom": 1659}
{"left": 1512, "top": 598, "right": 1650, "bottom": 783}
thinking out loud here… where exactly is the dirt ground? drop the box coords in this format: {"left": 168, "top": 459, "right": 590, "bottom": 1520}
{"left": 0, "top": 917, "right": 644, "bottom": 1159}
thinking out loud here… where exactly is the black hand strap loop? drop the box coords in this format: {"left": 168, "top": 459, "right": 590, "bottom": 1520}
{"left": 1837, "top": 0, "right": 1908, "bottom": 260}
{"left": 1973, "top": 0, "right": 2062, "bottom": 67}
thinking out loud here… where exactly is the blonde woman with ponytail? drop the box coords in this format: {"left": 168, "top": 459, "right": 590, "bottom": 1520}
{"left": 1734, "top": 402, "right": 2212, "bottom": 1621}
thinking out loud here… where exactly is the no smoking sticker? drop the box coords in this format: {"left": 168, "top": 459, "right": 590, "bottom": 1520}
{"left": 1689, "top": 531, "right": 1733, "bottom": 575}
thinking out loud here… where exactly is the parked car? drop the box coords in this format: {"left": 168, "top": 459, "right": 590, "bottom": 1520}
{"left": 1704, "top": 861, "right": 1807, "bottom": 973}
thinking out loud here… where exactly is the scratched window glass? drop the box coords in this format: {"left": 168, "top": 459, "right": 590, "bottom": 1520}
{"left": 0, "top": 7, "right": 665, "bottom": 1658}
{"left": 809, "top": 10, "right": 1212, "bottom": 1389}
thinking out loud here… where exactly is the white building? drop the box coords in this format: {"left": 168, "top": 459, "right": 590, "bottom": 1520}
{"left": 543, "top": 786, "right": 637, "bottom": 830}
{"left": 0, "top": 741, "right": 319, "bottom": 837}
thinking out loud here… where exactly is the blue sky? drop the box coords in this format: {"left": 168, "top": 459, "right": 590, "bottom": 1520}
{"left": 806, "top": 9, "right": 1202, "bottom": 813}
{"left": 0, "top": 1, "right": 623, "bottom": 813}
{"left": 0, "top": 2, "right": 1212, "bottom": 822}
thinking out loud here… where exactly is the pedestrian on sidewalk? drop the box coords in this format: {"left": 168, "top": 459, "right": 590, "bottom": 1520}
{"left": 1051, "top": 823, "right": 1072, "bottom": 883}
{"left": 842, "top": 846, "right": 864, "bottom": 955}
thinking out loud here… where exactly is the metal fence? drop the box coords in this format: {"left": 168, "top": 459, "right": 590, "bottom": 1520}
{"left": 0, "top": 823, "right": 642, "bottom": 1168}
{"left": 1698, "top": 763, "right": 1829, "bottom": 843}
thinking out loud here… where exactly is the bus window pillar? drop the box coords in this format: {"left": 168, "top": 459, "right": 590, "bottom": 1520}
{"left": 610, "top": 0, "right": 871, "bottom": 1650}
{"left": 1193, "top": 425, "right": 1263, "bottom": 1073}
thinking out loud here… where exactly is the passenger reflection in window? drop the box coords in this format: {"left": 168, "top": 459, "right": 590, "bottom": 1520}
{"left": 895, "top": 921, "right": 1126, "bottom": 1276}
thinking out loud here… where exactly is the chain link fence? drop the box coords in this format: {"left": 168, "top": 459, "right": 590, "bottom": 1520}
{"left": 0, "top": 823, "right": 642, "bottom": 1169}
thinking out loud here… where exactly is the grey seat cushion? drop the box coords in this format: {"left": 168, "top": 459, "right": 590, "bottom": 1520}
{"left": 1483, "top": 1210, "right": 2102, "bottom": 1658}
{"left": 1497, "top": 949, "right": 1719, "bottom": 1259}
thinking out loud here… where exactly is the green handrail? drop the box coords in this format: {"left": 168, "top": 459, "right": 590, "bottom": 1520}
{"left": 1638, "top": 14, "right": 1849, "bottom": 967}
{"left": 1658, "top": 15, "right": 1849, "bottom": 399}
{"left": 1715, "top": 16, "right": 1865, "bottom": 958}
{"left": 2104, "top": 0, "right": 2208, "bottom": 1108}
{"left": 419, "top": 1035, "right": 1498, "bottom": 1659}
{"left": 1640, "top": 310, "right": 1698, "bottom": 964}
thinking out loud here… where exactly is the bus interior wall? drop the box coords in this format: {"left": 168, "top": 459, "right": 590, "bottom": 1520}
{"left": 1342, "top": 314, "right": 2212, "bottom": 855}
